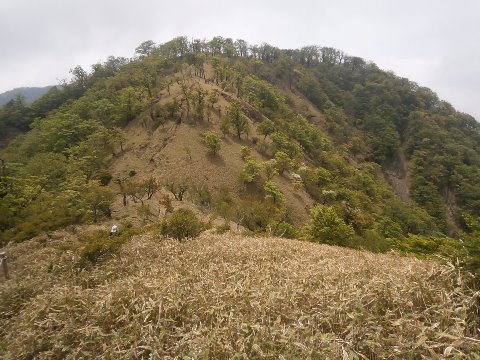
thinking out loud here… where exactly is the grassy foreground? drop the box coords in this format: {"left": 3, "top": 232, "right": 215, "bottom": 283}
{"left": 1, "top": 230, "right": 479, "bottom": 359}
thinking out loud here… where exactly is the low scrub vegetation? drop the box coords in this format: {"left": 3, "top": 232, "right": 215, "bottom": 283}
{"left": 157, "top": 208, "right": 206, "bottom": 240}
{"left": 79, "top": 222, "right": 138, "bottom": 265}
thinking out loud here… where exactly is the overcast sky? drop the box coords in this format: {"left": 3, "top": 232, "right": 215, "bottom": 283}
{"left": 1, "top": 0, "right": 479, "bottom": 119}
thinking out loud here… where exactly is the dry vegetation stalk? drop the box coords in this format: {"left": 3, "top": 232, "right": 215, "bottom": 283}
{"left": 0, "top": 231, "right": 479, "bottom": 358}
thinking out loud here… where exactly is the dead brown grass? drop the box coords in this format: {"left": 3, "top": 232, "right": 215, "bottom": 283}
{"left": 1, "top": 231, "right": 479, "bottom": 358}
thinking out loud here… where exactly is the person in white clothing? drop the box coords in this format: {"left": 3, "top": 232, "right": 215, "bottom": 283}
{"left": 110, "top": 224, "right": 118, "bottom": 236}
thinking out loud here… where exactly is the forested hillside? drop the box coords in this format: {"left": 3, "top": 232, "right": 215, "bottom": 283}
{"left": 0, "top": 86, "right": 54, "bottom": 146}
{"left": 0, "top": 86, "right": 53, "bottom": 107}
{"left": 1, "top": 36, "right": 479, "bottom": 275}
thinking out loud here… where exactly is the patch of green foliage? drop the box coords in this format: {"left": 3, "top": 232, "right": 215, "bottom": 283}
{"left": 158, "top": 208, "right": 206, "bottom": 240}
{"left": 243, "top": 76, "right": 281, "bottom": 113}
{"left": 264, "top": 181, "right": 285, "bottom": 204}
{"left": 352, "top": 230, "right": 392, "bottom": 253}
{"left": 79, "top": 222, "right": 138, "bottom": 265}
{"left": 306, "top": 205, "right": 355, "bottom": 246}
{"left": 201, "top": 131, "right": 221, "bottom": 156}
{"left": 462, "top": 215, "right": 480, "bottom": 280}
{"left": 240, "top": 158, "right": 261, "bottom": 184}
{"left": 392, "top": 234, "right": 462, "bottom": 259}
{"left": 233, "top": 199, "right": 295, "bottom": 238}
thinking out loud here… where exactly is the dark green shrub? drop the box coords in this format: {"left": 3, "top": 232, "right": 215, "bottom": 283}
{"left": 243, "top": 76, "right": 280, "bottom": 112}
{"left": 307, "top": 204, "right": 354, "bottom": 246}
{"left": 393, "top": 234, "right": 462, "bottom": 259}
{"left": 257, "top": 119, "right": 275, "bottom": 139}
{"left": 271, "top": 133, "right": 302, "bottom": 158}
{"left": 240, "top": 158, "right": 261, "bottom": 184}
{"left": 236, "top": 200, "right": 290, "bottom": 234}
{"left": 264, "top": 181, "right": 285, "bottom": 204}
{"left": 4, "top": 193, "right": 78, "bottom": 244}
{"left": 98, "top": 172, "right": 113, "bottom": 186}
{"left": 79, "top": 222, "right": 138, "bottom": 265}
{"left": 273, "top": 151, "right": 292, "bottom": 174}
{"left": 159, "top": 208, "right": 206, "bottom": 240}
{"left": 240, "top": 146, "right": 252, "bottom": 161}
{"left": 351, "top": 230, "right": 392, "bottom": 253}
{"left": 463, "top": 215, "right": 480, "bottom": 280}
{"left": 201, "top": 131, "right": 221, "bottom": 156}
{"left": 80, "top": 231, "right": 122, "bottom": 264}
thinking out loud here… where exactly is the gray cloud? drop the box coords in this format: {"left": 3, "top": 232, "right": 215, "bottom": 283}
{"left": 0, "top": 0, "right": 478, "bottom": 119}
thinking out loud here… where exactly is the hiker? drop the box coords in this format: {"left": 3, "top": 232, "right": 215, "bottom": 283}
{"left": 110, "top": 224, "right": 118, "bottom": 236}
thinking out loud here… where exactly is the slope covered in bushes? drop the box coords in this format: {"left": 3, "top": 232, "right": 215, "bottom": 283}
{"left": 1, "top": 36, "right": 479, "bottom": 272}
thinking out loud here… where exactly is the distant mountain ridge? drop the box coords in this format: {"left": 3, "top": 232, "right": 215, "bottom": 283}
{"left": 0, "top": 86, "right": 53, "bottom": 107}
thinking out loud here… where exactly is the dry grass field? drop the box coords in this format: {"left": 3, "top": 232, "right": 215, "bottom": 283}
{"left": 1, "top": 229, "right": 479, "bottom": 359}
